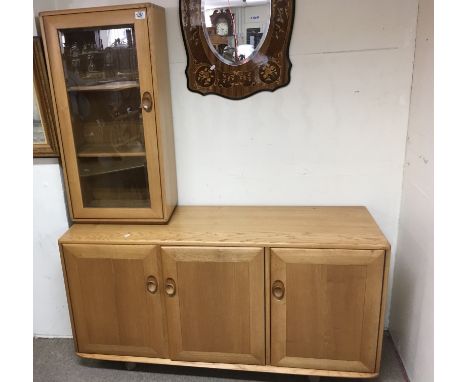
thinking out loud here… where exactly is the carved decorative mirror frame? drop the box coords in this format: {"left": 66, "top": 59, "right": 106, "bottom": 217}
{"left": 180, "top": 0, "right": 295, "bottom": 100}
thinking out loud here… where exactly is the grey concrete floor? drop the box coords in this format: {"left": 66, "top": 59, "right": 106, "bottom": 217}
{"left": 34, "top": 333, "right": 408, "bottom": 382}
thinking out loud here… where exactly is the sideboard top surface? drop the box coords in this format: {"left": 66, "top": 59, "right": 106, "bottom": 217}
{"left": 60, "top": 206, "right": 390, "bottom": 249}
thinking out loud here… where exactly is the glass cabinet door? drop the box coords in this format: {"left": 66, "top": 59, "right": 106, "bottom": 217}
{"left": 43, "top": 9, "right": 163, "bottom": 220}
{"left": 60, "top": 25, "right": 149, "bottom": 208}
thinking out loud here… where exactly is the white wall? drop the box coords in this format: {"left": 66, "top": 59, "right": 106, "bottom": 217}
{"left": 33, "top": 159, "right": 71, "bottom": 336}
{"left": 389, "top": 0, "right": 433, "bottom": 381}
{"left": 33, "top": 0, "right": 419, "bottom": 336}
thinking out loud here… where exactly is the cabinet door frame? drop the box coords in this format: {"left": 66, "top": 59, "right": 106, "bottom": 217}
{"left": 270, "top": 248, "right": 385, "bottom": 373}
{"left": 62, "top": 244, "right": 168, "bottom": 358}
{"left": 161, "top": 246, "right": 266, "bottom": 365}
{"left": 41, "top": 8, "right": 163, "bottom": 220}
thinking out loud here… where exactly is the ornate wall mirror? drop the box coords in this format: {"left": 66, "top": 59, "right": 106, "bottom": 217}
{"left": 180, "top": 0, "right": 295, "bottom": 100}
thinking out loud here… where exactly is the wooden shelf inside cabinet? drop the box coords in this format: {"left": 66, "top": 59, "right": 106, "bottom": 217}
{"left": 77, "top": 143, "right": 146, "bottom": 158}
{"left": 86, "top": 199, "right": 150, "bottom": 208}
{"left": 67, "top": 80, "right": 139, "bottom": 92}
{"left": 79, "top": 157, "right": 146, "bottom": 177}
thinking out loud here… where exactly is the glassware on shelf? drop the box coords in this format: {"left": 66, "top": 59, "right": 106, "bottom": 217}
{"left": 104, "top": 48, "right": 114, "bottom": 79}
{"left": 61, "top": 26, "right": 139, "bottom": 87}
{"left": 87, "top": 53, "right": 96, "bottom": 72}
{"left": 58, "top": 25, "right": 150, "bottom": 208}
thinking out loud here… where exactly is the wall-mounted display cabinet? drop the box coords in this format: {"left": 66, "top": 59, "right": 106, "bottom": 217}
{"left": 59, "top": 206, "right": 391, "bottom": 379}
{"left": 40, "top": 3, "right": 177, "bottom": 222}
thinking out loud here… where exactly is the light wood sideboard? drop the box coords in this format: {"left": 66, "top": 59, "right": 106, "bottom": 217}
{"left": 59, "top": 206, "right": 390, "bottom": 379}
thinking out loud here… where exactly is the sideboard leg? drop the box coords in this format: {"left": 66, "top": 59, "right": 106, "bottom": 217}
{"left": 124, "top": 362, "right": 137, "bottom": 371}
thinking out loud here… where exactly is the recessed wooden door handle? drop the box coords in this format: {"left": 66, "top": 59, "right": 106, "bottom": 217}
{"left": 146, "top": 276, "right": 158, "bottom": 294}
{"left": 141, "top": 91, "right": 153, "bottom": 112}
{"left": 165, "top": 278, "right": 176, "bottom": 297}
{"left": 272, "top": 280, "right": 285, "bottom": 300}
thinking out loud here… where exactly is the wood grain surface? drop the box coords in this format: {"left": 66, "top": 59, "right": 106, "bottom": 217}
{"left": 270, "top": 248, "right": 385, "bottom": 372}
{"left": 161, "top": 246, "right": 265, "bottom": 365}
{"left": 60, "top": 206, "right": 390, "bottom": 249}
{"left": 62, "top": 244, "right": 168, "bottom": 358}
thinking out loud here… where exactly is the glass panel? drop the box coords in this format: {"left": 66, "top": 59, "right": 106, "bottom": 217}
{"left": 202, "top": 0, "right": 271, "bottom": 66}
{"left": 59, "top": 25, "right": 150, "bottom": 208}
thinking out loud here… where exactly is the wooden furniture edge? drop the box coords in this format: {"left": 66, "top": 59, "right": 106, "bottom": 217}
{"left": 39, "top": 16, "right": 76, "bottom": 219}
{"left": 58, "top": 238, "right": 390, "bottom": 250}
{"left": 59, "top": 244, "right": 79, "bottom": 352}
{"left": 155, "top": 245, "right": 171, "bottom": 359}
{"left": 374, "top": 248, "right": 391, "bottom": 373}
{"left": 265, "top": 248, "right": 271, "bottom": 365}
{"left": 147, "top": 5, "right": 178, "bottom": 221}
{"left": 38, "top": 3, "right": 161, "bottom": 17}
{"left": 364, "top": 211, "right": 391, "bottom": 250}
{"left": 76, "top": 352, "right": 379, "bottom": 378}
{"left": 68, "top": 210, "right": 175, "bottom": 224}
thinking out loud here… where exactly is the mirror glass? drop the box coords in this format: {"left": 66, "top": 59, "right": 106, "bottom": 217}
{"left": 202, "top": 0, "right": 271, "bottom": 66}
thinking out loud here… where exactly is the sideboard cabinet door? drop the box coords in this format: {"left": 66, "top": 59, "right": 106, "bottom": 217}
{"left": 161, "top": 246, "right": 265, "bottom": 365}
{"left": 270, "top": 248, "right": 385, "bottom": 373}
{"left": 62, "top": 244, "right": 168, "bottom": 358}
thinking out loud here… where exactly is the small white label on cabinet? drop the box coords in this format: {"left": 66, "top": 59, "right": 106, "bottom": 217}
{"left": 135, "top": 10, "right": 146, "bottom": 19}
